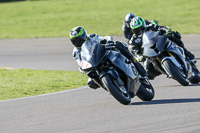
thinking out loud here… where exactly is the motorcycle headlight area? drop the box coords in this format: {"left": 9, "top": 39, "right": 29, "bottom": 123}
{"left": 80, "top": 60, "right": 92, "bottom": 69}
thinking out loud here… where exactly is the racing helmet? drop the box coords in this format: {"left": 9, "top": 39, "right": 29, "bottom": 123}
{"left": 125, "top": 13, "right": 136, "bottom": 27}
{"left": 69, "top": 26, "right": 87, "bottom": 48}
{"left": 130, "top": 16, "right": 147, "bottom": 35}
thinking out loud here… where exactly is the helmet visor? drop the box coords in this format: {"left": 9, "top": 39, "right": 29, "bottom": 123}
{"left": 132, "top": 28, "right": 143, "bottom": 35}
{"left": 71, "top": 37, "right": 85, "bottom": 48}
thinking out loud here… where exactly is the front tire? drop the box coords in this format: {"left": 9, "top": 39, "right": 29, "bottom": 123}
{"left": 101, "top": 74, "right": 131, "bottom": 105}
{"left": 137, "top": 78, "right": 154, "bottom": 101}
{"left": 163, "top": 59, "right": 189, "bottom": 86}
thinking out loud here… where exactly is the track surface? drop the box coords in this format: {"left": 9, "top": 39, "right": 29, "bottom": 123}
{"left": 0, "top": 35, "right": 200, "bottom": 133}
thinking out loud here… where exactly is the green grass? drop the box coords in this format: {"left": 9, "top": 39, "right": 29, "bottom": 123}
{"left": 0, "top": 0, "right": 199, "bottom": 100}
{"left": 0, "top": 0, "right": 199, "bottom": 39}
{"left": 0, "top": 69, "right": 88, "bottom": 101}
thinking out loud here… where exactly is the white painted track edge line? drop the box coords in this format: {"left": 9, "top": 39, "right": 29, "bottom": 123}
{"left": 0, "top": 86, "right": 88, "bottom": 103}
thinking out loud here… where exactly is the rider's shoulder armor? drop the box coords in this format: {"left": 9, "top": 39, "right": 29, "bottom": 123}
{"left": 89, "top": 34, "right": 101, "bottom": 42}
{"left": 72, "top": 47, "right": 82, "bottom": 67}
{"left": 89, "top": 34, "right": 96, "bottom": 38}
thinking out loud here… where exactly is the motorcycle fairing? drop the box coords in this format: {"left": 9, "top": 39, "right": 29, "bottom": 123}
{"left": 166, "top": 42, "right": 188, "bottom": 71}
{"left": 81, "top": 39, "right": 107, "bottom": 71}
{"left": 143, "top": 31, "right": 189, "bottom": 78}
{"left": 160, "top": 42, "right": 189, "bottom": 78}
{"left": 161, "top": 56, "right": 187, "bottom": 78}
{"left": 142, "top": 31, "right": 168, "bottom": 57}
{"left": 81, "top": 40, "right": 140, "bottom": 95}
{"left": 107, "top": 51, "right": 138, "bottom": 80}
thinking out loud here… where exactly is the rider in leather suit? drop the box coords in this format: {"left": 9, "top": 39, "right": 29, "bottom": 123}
{"left": 122, "top": 13, "right": 158, "bottom": 44}
{"left": 129, "top": 16, "right": 195, "bottom": 79}
{"left": 70, "top": 26, "right": 147, "bottom": 89}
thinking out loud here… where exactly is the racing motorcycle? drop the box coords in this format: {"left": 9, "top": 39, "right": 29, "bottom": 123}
{"left": 141, "top": 31, "right": 200, "bottom": 86}
{"left": 79, "top": 39, "right": 154, "bottom": 105}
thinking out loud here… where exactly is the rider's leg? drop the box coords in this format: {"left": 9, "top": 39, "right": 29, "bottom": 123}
{"left": 87, "top": 78, "right": 100, "bottom": 89}
{"left": 115, "top": 41, "right": 147, "bottom": 77}
{"left": 168, "top": 32, "right": 195, "bottom": 60}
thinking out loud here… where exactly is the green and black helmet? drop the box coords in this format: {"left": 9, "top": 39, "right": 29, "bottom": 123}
{"left": 130, "top": 16, "right": 146, "bottom": 35}
{"left": 69, "top": 26, "right": 87, "bottom": 48}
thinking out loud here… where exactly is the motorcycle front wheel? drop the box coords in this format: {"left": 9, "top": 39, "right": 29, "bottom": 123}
{"left": 163, "top": 59, "right": 189, "bottom": 86}
{"left": 101, "top": 74, "right": 131, "bottom": 105}
{"left": 137, "top": 78, "right": 155, "bottom": 101}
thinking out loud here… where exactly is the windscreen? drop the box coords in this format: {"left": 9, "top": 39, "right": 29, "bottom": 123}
{"left": 142, "top": 31, "right": 159, "bottom": 47}
{"left": 142, "top": 31, "right": 161, "bottom": 57}
{"left": 81, "top": 39, "right": 97, "bottom": 62}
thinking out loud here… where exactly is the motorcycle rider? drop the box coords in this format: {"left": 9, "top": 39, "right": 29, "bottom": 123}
{"left": 129, "top": 16, "right": 195, "bottom": 79}
{"left": 70, "top": 26, "right": 147, "bottom": 89}
{"left": 122, "top": 13, "right": 158, "bottom": 43}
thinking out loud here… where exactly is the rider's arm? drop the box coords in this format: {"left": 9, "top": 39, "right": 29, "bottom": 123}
{"left": 146, "top": 23, "right": 160, "bottom": 31}
{"left": 144, "top": 19, "right": 151, "bottom": 25}
{"left": 89, "top": 34, "right": 114, "bottom": 44}
{"left": 145, "top": 19, "right": 159, "bottom": 25}
{"left": 122, "top": 21, "right": 133, "bottom": 40}
{"left": 72, "top": 47, "right": 81, "bottom": 67}
{"left": 129, "top": 35, "right": 142, "bottom": 56}
{"left": 147, "top": 23, "right": 172, "bottom": 34}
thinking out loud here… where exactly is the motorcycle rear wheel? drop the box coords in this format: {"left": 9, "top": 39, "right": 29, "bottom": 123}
{"left": 189, "top": 68, "right": 200, "bottom": 84}
{"left": 163, "top": 59, "right": 189, "bottom": 86}
{"left": 101, "top": 74, "right": 131, "bottom": 105}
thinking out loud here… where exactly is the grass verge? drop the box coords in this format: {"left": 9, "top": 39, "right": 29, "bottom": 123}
{"left": 0, "top": 69, "right": 88, "bottom": 101}
{"left": 0, "top": 0, "right": 199, "bottom": 39}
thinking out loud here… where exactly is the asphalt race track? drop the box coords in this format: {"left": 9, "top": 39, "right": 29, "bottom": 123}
{"left": 0, "top": 35, "right": 200, "bottom": 133}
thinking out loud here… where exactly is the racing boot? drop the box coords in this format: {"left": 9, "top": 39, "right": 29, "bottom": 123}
{"left": 174, "top": 38, "right": 195, "bottom": 60}
{"left": 183, "top": 47, "right": 195, "bottom": 60}
{"left": 167, "top": 33, "right": 195, "bottom": 60}
{"left": 87, "top": 78, "right": 100, "bottom": 89}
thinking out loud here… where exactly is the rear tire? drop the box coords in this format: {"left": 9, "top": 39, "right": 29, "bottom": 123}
{"left": 163, "top": 59, "right": 189, "bottom": 86}
{"left": 101, "top": 74, "right": 131, "bottom": 105}
{"left": 189, "top": 68, "right": 200, "bottom": 84}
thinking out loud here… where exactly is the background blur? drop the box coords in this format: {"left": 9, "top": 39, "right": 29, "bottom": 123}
{"left": 0, "top": 0, "right": 199, "bottom": 39}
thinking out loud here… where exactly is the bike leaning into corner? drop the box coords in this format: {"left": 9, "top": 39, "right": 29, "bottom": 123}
{"left": 142, "top": 31, "right": 200, "bottom": 86}
{"left": 80, "top": 39, "right": 155, "bottom": 105}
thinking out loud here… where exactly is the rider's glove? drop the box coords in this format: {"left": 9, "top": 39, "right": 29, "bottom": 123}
{"left": 151, "top": 20, "right": 159, "bottom": 25}
{"left": 166, "top": 26, "right": 173, "bottom": 37}
{"left": 100, "top": 39, "right": 107, "bottom": 44}
{"left": 135, "top": 55, "right": 144, "bottom": 62}
{"left": 174, "top": 31, "right": 181, "bottom": 39}
{"left": 107, "top": 41, "right": 115, "bottom": 46}
{"left": 160, "top": 26, "right": 172, "bottom": 35}
{"left": 105, "top": 41, "right": 115, "bottom": 49}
